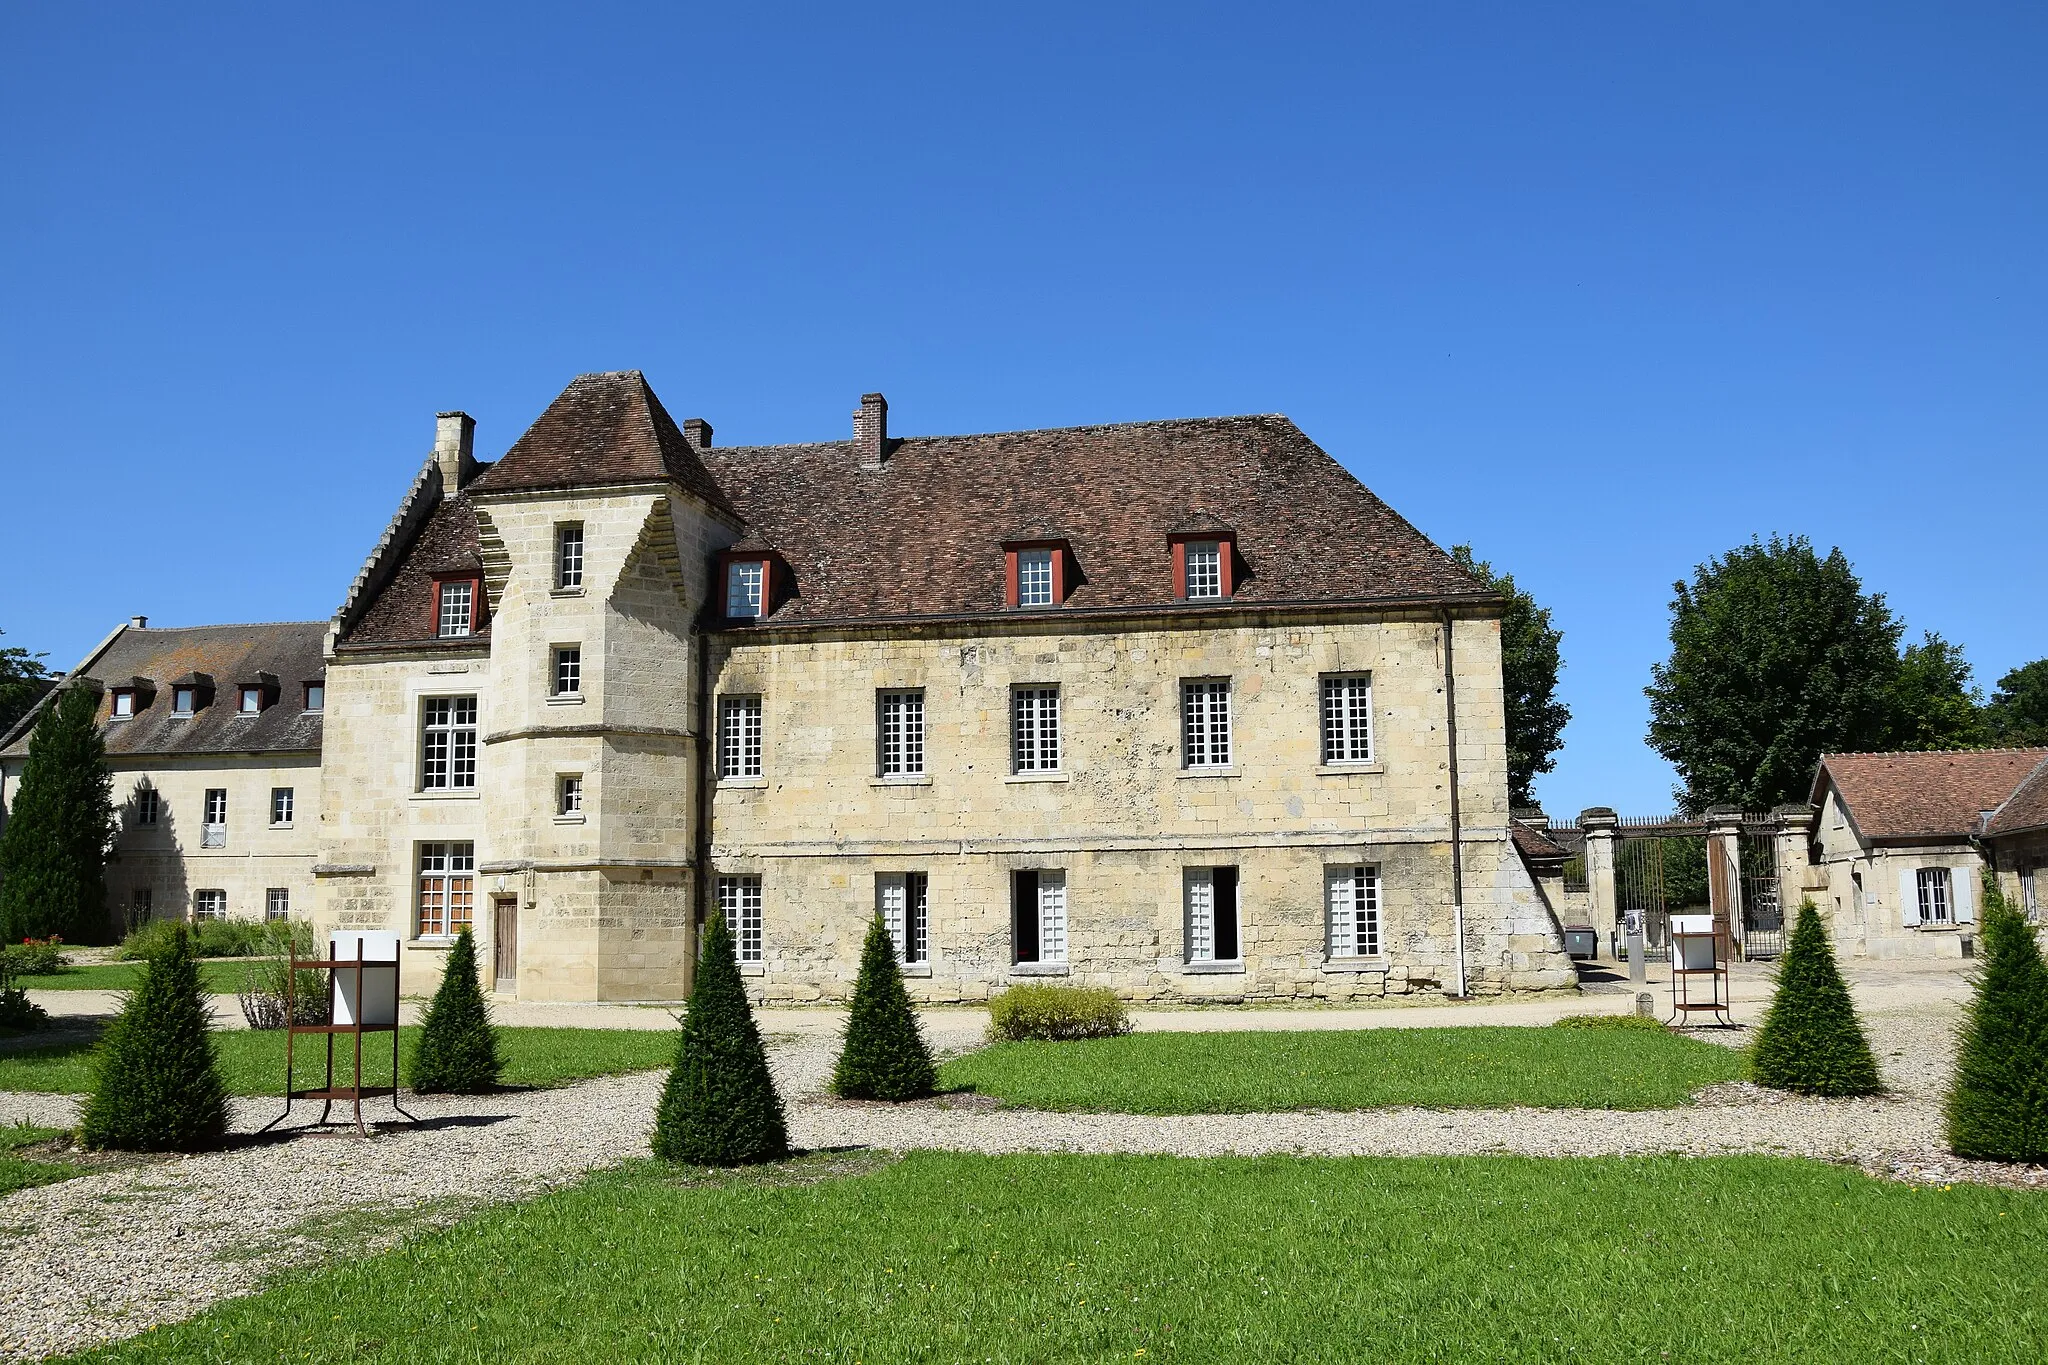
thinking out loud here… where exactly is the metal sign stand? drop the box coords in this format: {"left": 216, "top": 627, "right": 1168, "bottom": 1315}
{"left": 257, "top": 932, "right": 415, "bottom": 1137}
{"left": 1667, "top": 913, "right": 1734, "bottom": 1027}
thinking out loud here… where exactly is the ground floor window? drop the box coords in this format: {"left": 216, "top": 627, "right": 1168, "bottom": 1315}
{"left": 2022, "top": 866, "right": 2039, "bottom": 921}
{"left": 1185, "top": 866, "right": 1241, "bottom": 963}
{"left": 266, "top": 888, "right": 291, "bottom": 921}
{"left": 1915, "top": 866, "right": 1952, "bottom": 925}
{"left": 193, "top": 889, "right": 227, "bottom": 922}
{"left": 1326, "top": 865, "right": 1380, "bottom": 958}
{"left": 719, "top": 875, "right": 764, "bottom": 963}
{"left": 418, "top": 842, "right": 475, "bottom": 937}
{"left": 879, "top": 872, "right": 929, "bottom": 965}
{"left": 1012, "top": 869, "right": 1067, "bottom": 964}
{"left": 129, "top": 887, "right": 152, "bottom": 930}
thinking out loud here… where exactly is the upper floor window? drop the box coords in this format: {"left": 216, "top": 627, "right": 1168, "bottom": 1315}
{"left": 1012, "top": 686, "right": 1061, "bottom": 773}
{"left": 1181, "top": 679, "right": 1232, "bottom": 768}
{"left": 556, "top": 523, "right": 585, "bottom": 590}
{"left": 134, "top": 786, "right": 160, "bottom": 826}
{"left": 727, "top": 560, "right": 765, "bottom": 619}
{"left": 719, "top": 873, "right": 764, "bottom": 964}
{"left": 1184, "top": 541, "right": 1222, "bottom": 599}
{"left": 719, "top": 696, "right": 764, "bottom": 778}
{"left": 558, "top": 774, "right": 583, "bottom": 815}
{"left": 202, "top": 788, "right": 227, "bottom": 848}
{"left": 1004, "top": 540, "right": 1070, "bottom": 609}
{"left": 879, "top": 871, "right": 929, "bottom": 966}
{"left": 1327, "top": 865, "right": 1381, "bottom": 958}
{"left": 271, "top": 787, "right": 294, "bottom": 826}
{"left": 1320, "top": 674, "right": 1374, "bottom": 764}
{"left": 111, "top": 689, "right": 136, "bottom": 718}
{"left": 438, "top": 580, "right": 475, "bottom": 638}
{"left": 421, "top": 697, "right": 479, "bottom": 790}
{"left": 1171, "top": 531, "right": 1236, "bottom": 601}
{"left": 304, "top": 682, "right": 325, "bottom": 712}
{"left": 1018, "top": 549, "right": 1054, "bottom": 606}
{"left": 239, "top": 686, "right": 263, "bottom": 714}
{"left": 418, "top": 842, "right": 475, "bottom": 937}
{"left": 878, "top": 690, "right": 926, "bottom": 776}
{"left": 172, "top": 686, "right": 196, "bottom": 715}
{"left": 553, "top": 646, "right": 582, "bottom": 697}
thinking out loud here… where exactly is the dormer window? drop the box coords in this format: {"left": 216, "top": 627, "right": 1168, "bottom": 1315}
{"left": 304, "top": 682, "right": 325, "bottom": 712}
{"left": 726, "top": 559, "right": 765, "bottom": 619}
{"left": 239, "top": 686, "right": 263, "bottom": 714}
{"left": 438, "top": 580, "right": 476, "bottom": 638}
{"left": 111, "top": 690, "right": 136, "bottom": 718}
{"left": 1185, "top": 542, "right": 1222, "bottom": 598}
{"left": 1170, "top": 529, "right": 1236, "bottom": 601}
{"left": 1019, "top": 550, "right": 1054, "bottom": 606}
{"left": 172, "top": 686, "right": 196, "bottom": 715}
{"left": 1002, "top": 540, "right": 1072, "bottom": 609}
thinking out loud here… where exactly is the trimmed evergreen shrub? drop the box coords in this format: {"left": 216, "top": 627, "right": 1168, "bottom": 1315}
{"left": 1946, "top": 877, "right": 2048, "bottom": 1162}
{"left": 408, "top": 928, "right": 502, "bottom": 1094}
{"left": 652, "top": 913, "right": 788, "bottom": 1165}
{"left": 831, "top": 915, "right": 937, "bottom": 1101}
{"left": 0, "top": 685, "right": 115, "bottom": 943}
{"left": 0, "top": 949, "right": 49, "bottom": 1032}
{"left": 79, "top": 922, "right": 228, "bottom": 1151}
{"left": 1751, "top": 900, "right": 1883, "bottom": 1097}
{"left": 989, "top": 983, "right": 1133, "bottom": 1042}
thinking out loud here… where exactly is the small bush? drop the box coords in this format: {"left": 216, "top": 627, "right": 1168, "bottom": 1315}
{"left": 1752, "top": 901, "right": 1883, "bottom": 1097}
{"left": 1946, "top": 876, "right": 2048, "bottom": 1162}
{"left": 121, "top": 918, "right": 267, "bottom": 961}
{"left": 832, "top": 916, "right": 937, "bottom": 1101}
{"left": 652, "top": 914, "right": 788, "bottom": 1165}
{"left": 989, "top": 984, "right": 1132, "bottom": 1042}
{"left": 2, "top": 937, "right": 66, "bottom": 976}
{"left": 79, "top": 922, "right": 228, "bottom": 1151}
{"left": 409, "top": 928, "right": 502, "bottom": 1094}
{"left": 1551, "top": 1013, "right": 1665, "bottom": 1031}
{"left": 236, "top": 920, "right": 328, "bottom": 1030}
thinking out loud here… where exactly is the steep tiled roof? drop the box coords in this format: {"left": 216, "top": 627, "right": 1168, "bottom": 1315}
{"left": 1812, "top": 749, "right": 2048, "bottom": 843}
{"left": 342, "top": 495, "right": 490, "bottom": 648}
{"left": 1511, "top": 821, "right": 1572, "bottom": 868}
{"left": 704, "top": 415, "right": 1487, "bottom": 622}
{"left": 1985, "top": 755, "right": 2048, "bottom": 838}
{"left": 1, "top": 623, "right": 325, "bottom": 759}
{"left": 466, "top": 371, "right": 735, "bottom": 517}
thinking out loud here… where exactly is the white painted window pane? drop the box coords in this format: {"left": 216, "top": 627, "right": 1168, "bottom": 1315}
{"left": 266, "top": 888, "right": 290, "bottom": 922}
{"left": 1185, "top": 542, "right": 1222, "bottom": 598}
{"left": 554, "top": 648, "right": 581, "bottom": 695}
{"left": 1328, "top": 866, "right": 1380, "bottom": 958}
{"left": 422, "top": 696, "right": 479, "bottom": 790}
{"left": 1917, "top": 867, "right": 1951, "bottom": 924}
{"left": 1039, "top": 871, "right": 1067, "bottom": 963}
{"left": 727, "top": 561, "right": 764, "bottom": 618}
{"left": 1322, "top": 675, "right": 1373, "bottom": 764}
{"left": 194, "top": 890, "right": 226, "bottom": 922}
{"left": 1013, "top": 687, "right": 1060, "bottom": 772}
{"left": 1018, "top": 549, "right": 1054, "bottom": 606}
{"left": 907, "top": 872, "right": 929, "bottom": 965}
{"left": 879, "top": 874, "right": 907, "bottom": 960}
{"left": 880, "top": 691, "right": 925, "bottom": 775}
{"left": 720, "top": 697, "right": 763, "bottom": 778}
{"left": 438, "top": 582, "right": 473, "bottom": 638}
{"left": 271, "top": 787, "right": 293, "bottom": 824}
{"left": 720, "top": 875, "right": 764, "bottom": 962}
{"left": 305, "top": 683, "right": 324, "bottom": 711}
{"left": 1186, "top": 868, "right": 1215, "bottom": 962}
{"left": 1182, "top": 680, "right": 1231, "bottom": 767}
{"left": 557, "top": 525, "right": 584, "bottom": 589}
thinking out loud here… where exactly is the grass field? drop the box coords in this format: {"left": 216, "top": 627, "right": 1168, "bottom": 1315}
{"left": 1, "top": 1123, "right": 82, "bottom": 1196}
{"left": 16, "top": 961, "right": 251, "bottom": 993}
{"left": 938, "top": 1024, "right": 1750, "bottom": 1112}
{"left": 62, "top": 1152, "right": 2048, "bottom": 1363}
{"left": 0, "top": 1026, "right": 677, "bottom": 1096}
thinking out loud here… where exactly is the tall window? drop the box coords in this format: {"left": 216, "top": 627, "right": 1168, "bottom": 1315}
{"left": 878, "top": 690, "right": 926, "bottom": 776}
{"left": 304, "top": 682, "right": 325, "bottom": 711}
{"left": 418, "top": 842, "right": 475, "bottom": 937}
{"left": 558, "top": 774, "right": 583, "bottom": 815}
{"left": 879, "top": 872, "right": 929, "bottom": 966}
{"left": 1012, "top": 869, "right": 1067, "bottom": 965}
{"left": 270, "top": 787, "right": 294, "bottom": 825}
{"left": 1327, "top": 865, "right": 1381, "bottom": 958}
{"left": 1916, "top": 867, "right": 1952, "bottom": 925}
{"left": 1012, "top": 686, "right": 1061, "bottom": 773}
{"left": 1017, "top": 548, "right": 1055, "bottom": 607}
{"left": 1181, "top": 680, "right": 1232, "bottom": 768}
{"left": 726, "top": 560, "right": 764, "bottom": 619}
{"left": 202, "top": 788, "right": 227, "bottom": 848}
{"left": 131, "top": 887, "right": 153, "bottom": 927}
{"left": 719, "top": 874, "right": 764, "bottom": 963}
{"left": 421, "top": 697, "right": 479, "bottom": 790}
{"left": 438, "top": 581, "right": 475, "bottom": 638}
{"left": 193, "top": 889, "right": 227, "bottom": 922}
{"left": 135, "top": 786, "right": 160, "bottom": 826}
{"left": 1321, "top": 674, "right": 1373, "bottom": 764}
{"left": 2023, "top": 866, "right": 2039, "bottom": 922}
{"left": 1185, "top": 866, "right": 1241, "bottom": 963}
{"left": 719, "top": 696, "right": 763, "bottom": 778}
{"left": 1183, "top": 541, "right": 1222, "bottom": 599}
{"left": 265, "top": 888, "right": 291, "bottom": 922}
{"left": 553, "top": 646, "right": 582, "bottom": 696}
{"left": 556, "top": 523, "right": 585, "bottom": 590}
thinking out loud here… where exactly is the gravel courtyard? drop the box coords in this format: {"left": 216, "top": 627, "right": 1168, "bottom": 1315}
{"left": 2, "top": 957, "right": 2035, "bottom": 1362}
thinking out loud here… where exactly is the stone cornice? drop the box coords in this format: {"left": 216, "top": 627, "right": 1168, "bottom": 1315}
{"left": 481, "top": 723, "right": 695, "bottom": 745}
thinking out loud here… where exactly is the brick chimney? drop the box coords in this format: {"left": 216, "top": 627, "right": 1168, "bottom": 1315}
{"left": 854, "top": 392, "right": 888, "bottom": 470}
{"left": 682, "top": 417, "right": 713, "bottom": 449}
{"left": 434, "top": 411, "right": 477, "bottom": 497}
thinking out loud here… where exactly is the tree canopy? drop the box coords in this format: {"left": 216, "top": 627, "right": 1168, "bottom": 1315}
{"left": 1984, "top": 659, "right": 2048, "bottom": 747}
{"left": 1451, "top": 546, "right": 1569, "bottom": 809}
{"left": 0, "top": 628, "right": 53, "bottom": 739}
{"left": 0, "top": 684, "right": 115, "bottom": 941}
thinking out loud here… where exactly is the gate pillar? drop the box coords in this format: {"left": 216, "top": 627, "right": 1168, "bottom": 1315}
{"left": 1705, "top": 807, "right": 1745, "bottom": 957}
{"left": 1580, "top": 807, "right": 1620, "bottom": 958}
{"left": 1773, "top": 805, "right": 1816, "bottom": 914}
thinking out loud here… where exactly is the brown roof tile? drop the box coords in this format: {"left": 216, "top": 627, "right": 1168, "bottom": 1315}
{"left": 341, "top": 496, "right": 491, "bottom": 648}
{"left": 1511, "top": 821, "right": 1572, "bottom": 866}
{"left": 1812, "top": 749, "right": 2048, "bottom": 842}
{"left": 1985, "top": 756, "right": 2048, "bottom": 838}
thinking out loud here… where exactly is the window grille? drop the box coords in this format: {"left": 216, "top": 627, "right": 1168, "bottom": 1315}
{"left": 202, "top": 788, "right": 227, "bottom": 848}
{"left": 421, "top": 697, "right": 479, "bottom": 789}
{"left": 726, "top": 560, "right": 764, "bottom": 619}
{"left": 556, "top": 524, "right": 584, "bottom": 590}
{"left": 1018, "top": 548, "right": 1055, "bottom": 607}
{"left": 1184, "top": 541, "right": 1222, "bottom": 599}
{"left": 418, "top": 842, "right": 475, "bottom": 937}
{"left": 1320, "top": 675, "right": 1373, "bottom": 764}
{"left": 193, "top": 889, "right": 227, "bottom": 922}
{"left": 878, "top": 690, "right": 926, "bottom": 776}
{"left": 559, "top": 775, "right": 582, "bottom": 814}
{"left": 1012, "top": 686, "right": 1061, "bottom": 772}
{"left": 879, "top": 872, "right": 929, "bottom": 965}
{"left": 1181, "top": 680, "right": 1232, "bottom": 767}
{"left": 719, "top": 696, "right": 763, "bottom": 778}
{"left": 265, "top": 888, "right": 290, "bottom": 922}
{"left": 437, "top": 581, "right": 474, "bottom": 638}
{"left": 1327, "top": 865, "right": 1381, "bottom": 957}
{"left": 135, "top": 786, "right": 160, "bottom": 826}
{"left": 1916, "top": 867, "right": 1952, "bottom": 924}
{"left": 719, "top": 874, "right": 764, "bottom": 963}
{"left": 553, "top": 646, "right": 582, "bottom": 696}
{"left": 271, "top": 787, "right": 294, "bottom": 825}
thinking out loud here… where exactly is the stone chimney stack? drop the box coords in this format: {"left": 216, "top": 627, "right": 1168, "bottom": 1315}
{"left": 854, "top": 392, "right": 888, "bottom": 470}
{"left": 434, "top": 411, "right": 477, "bottom": 497}
{"left": 682, "top": 417, "right": 713, "bottom": 449}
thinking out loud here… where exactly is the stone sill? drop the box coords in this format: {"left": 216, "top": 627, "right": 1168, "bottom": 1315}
{"left": 1183, "top": 960, "right": 1245, "bottom": 975}
{"left": 546, "top": 694, "right": 585, "bottom": 706}
{"left": 411, "top": 790, "right": 480, "bottom": 802}
{"left": 553, "top": 814, "right": 586, "bottom": 825}
{"left": 1003, "top": 771, "right": 1069, "bottom": 784}
{"left": 549, "top": 587, "right": 586, "bottom": 599}
{"left": 900, "top": 964, "right": 933, "bottom": 978}
{"left": 1008, "top": 961, "right": 1069, "bottom": 977}
{"left": 738, "top": 962, "right": 765, "bottom": 977}
{"left": 408, "top": 939, "right": 454, "bottom": 953}
{"left": 871, "top": 775, "right": 933, "bottom": 788}
{"left": 270, "top": 823, "right": 294, "bottom": 831}
{"left": 1321, "top": 958, "right": 1390, "bottom": 974}
{"left": 718, "top": 777, "right": 768, "bottom": 790}
{"left": 1315, "top": 763, "right": 1383, "bottom": 777}
{"left": 1177, "top": 767, "right": 1238, "bottom": 780}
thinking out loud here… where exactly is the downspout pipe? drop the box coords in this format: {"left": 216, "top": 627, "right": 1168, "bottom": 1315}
{"left": 691, "top": 623, "right": 714, "bottom": 1000}
{"left": 1442, "top": 608, "right": 1469, "bottom": 998}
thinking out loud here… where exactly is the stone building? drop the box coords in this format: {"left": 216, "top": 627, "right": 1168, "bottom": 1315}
{"left": 3, "top": 371, "right": 1573, "bottom": 1002}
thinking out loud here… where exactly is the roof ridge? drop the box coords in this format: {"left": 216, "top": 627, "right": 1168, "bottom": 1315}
{"left": 124, "top": 620, "right": 330, "bottom": 632}
{"left": 707, "top": 413, "right": 1294, "bottom": 454}
{"left": 1825, "top": 746, "right": 2048, "bottom": 759}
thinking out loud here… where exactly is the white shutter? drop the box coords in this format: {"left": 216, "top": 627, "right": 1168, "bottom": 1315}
{"left": 1952, "top": 868, "right": 1975, "bottom": 925}
{"left": 1327, "top": 868, "right": 1355, "bottom": 958}
{"left": 1186, "top": 869, "right": 1214, "bottom": 963}
{"left": 878, "top": 874, "right": 907, "bottom": 960}
{"left": 1039, "top": 872, "right": 1067, "bottom": 963}
{"left": 1899, "top": 867, "right": 1921, "bottom": 927}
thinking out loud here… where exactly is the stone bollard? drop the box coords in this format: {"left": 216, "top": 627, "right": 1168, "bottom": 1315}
{"left": 1635, "top": 991, "right": 1656, "bottom": 1019}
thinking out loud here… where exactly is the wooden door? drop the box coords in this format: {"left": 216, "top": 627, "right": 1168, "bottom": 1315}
{"left": 492, "top": 897, "right": 518, "bottom": 993}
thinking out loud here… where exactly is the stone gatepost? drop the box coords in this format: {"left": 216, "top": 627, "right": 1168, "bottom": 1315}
{"left": 1580, "top": 807, "right": 1620, "bottom": 958}
{"left": 1705, "top": 806, "right": 1745, "bottom": 957}
{"left": 1773, "top": 804, "right": 1816, "bottom": 919}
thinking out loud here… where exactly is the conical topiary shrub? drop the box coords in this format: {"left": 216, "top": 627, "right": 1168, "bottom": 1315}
{"left": 79, "top": 921, "right": 228, "bottom": 1151}
{"left": 832, "top": 914, "right": 937, "bottom": 1101}
{"left": 1751, "top": 900, "right": 1883, "bottom": 1097}
{"left": 1946, "top": 876, "right": 2048, "bottom": 1161}
{"left": 652, "top": 912, "right": 788, "bottom": 1165}
{"left": 409, "top": 927, "right": 502, "bottom": 1094}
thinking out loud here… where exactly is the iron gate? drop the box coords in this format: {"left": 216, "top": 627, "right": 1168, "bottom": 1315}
{"left": 1738, "top": 817, "right": 1786, "bottom": 957}
{"left": 1613, "top": 818, "right": 1708, "bottom": 963}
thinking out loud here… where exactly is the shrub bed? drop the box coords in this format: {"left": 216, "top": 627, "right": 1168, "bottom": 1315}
{"left": 988, "top": 983, "right": 1132, "bottom": 1042}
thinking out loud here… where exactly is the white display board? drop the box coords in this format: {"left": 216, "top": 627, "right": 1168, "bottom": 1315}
{"left": 1669, "top": 914, "right": 1717, "bottom": 971}
{"left": 329, "top": 931, "right": 401, "bottom": 1028}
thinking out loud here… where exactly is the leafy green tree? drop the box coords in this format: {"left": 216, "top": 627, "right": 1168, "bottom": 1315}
{"left": 832, "top": 915, "right": 937, "bottom": 1101}
{"left": 652, "top": 912, "right": 788, "bottom": 1165}
{"left": 1945, "top": 877, "right": 2048, "bottom": 1162}
{"left": 1451, "top": 546, "right": 1569, "bottom": 808}
{"left": 0, "top": 628, "right": 52, "bottom": 738}
{"left": 1885, "top": 632, "right": 1985, "bottom": 751}
{"left": 1984, "top": 659, "right": 2048, "bottom": 746}
{"left": 408, "top": 928, "right": 502, "bottom": 1093}
{"left": 79, "top": 923, "right": 228, "bottom": 1151}
{"left": 1751, "top": 901, "right": 1883, "bottom": 1097}
{"left": 0, "top": 684, "right": 115, "bottom": 942}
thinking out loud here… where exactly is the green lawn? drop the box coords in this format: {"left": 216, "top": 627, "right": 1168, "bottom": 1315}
{"left": 17, "top": 961, "right": 251, "bottom": 993}
{"left": 1, "top": 1123, "right": 82, "bottom": 1196}
{"left": 0, "top": 1026, "right": 677, "bottom": 1096}
{"left": 61, "top": 1152, "right": 2048, "bottom": 1363}
{"left": 939, "top": 1024, "right": 1750, "bottom": 1112}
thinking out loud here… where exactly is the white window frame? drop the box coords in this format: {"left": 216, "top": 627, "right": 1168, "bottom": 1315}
{"left": 437, "top": 581, "right": 475, "bottom": 639}
{"left": 719, "top": 874, "right": 764, "bottom": 963}
{"left": 552, "top": 646, "right": 582, "bottom": 697}
{"left": 1017, "top": 548, "right": 1055, "bottom": 607}
{"left": 265, "top": 887, "right": 290, "bottom": 922}
{"left": 1011, "top": 686, "right": 1061, "bottom": 773}
{"left": 201, "top": 788, "right": 227, "bottom": 848}
{"left": 172, "top": 686, "right": 195, "bottom": 715}
{"left": 1327, "top": 864, "right": 1381, "bottom": 958}
{"left": 1184, "top": 541, "right": 1223, "bottom": 599}
{"left": 1917, "top": 866, "right": 1952, "bottom": 925}
{"left": 719, "top": 696, "right": 764, "bottom": 778}
{"left": 878, "top": 689, "right": 926, "bottom": 776}
{"left": 556, "top": 523, "right": 585, "bottom": 590}
{"left": 192, "top": 889, "right": 227, "bottom": 922}
{"left": 111, "top": 690, "right": 135, "bottom": 718}
{"left": 1013, "top": 869, "right": 1068, "bottom": 965}
{"left": 726, "top": 560, "right": 764, "bottom": 619}
{"left": 134, "top": 785, "right": 160, "bottom": 826}
{"left": 1184, "top": 866, "right": 1241, "bottom": 964}
{"left": 239, "top": 686, "right": 263, "bottom": 714}
{"left": 1181, "top": 679, "right": 1232, "bottom": 768}
{"left": 304, "top": 682, "right": 325, "bottom": 712}
{"left": 879, "top": 871, "right": 930, "bottom": 966}
{"left": 417, "top": 842, "right": 475, "bottom": 938}
{"left": 1320, "top": 674, "right": 1374, "bottom": 765}
{"left": 270, "top": 787, "right": 294, "bottom": 826}
{"left": 2023, "top": 866, "right": 2039, "bottom": 922}
{"left": 558, "top": 774, "right": 583, "bottom": 815}
{"left": 421, "top": 696, "right": 479, "bottom": 790}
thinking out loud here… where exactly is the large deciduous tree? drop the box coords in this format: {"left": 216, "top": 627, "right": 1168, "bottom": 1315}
{"left": 1450, "top": 546, "right": 1569, "bottom": 809}
{"left": 0, "top": 684, "right": 115, "bottom": 942}
{"left": 1886, "top": 632, "right": 1986, "bottom": 751}
{"left": 0, "top": 629, "right": 53, "bottom": 739}
{"left": 1984, "top": 659, "right": 2048, "bottom": 747}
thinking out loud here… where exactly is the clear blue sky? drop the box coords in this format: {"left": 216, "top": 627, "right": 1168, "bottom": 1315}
{"left": 2, "top": 3, "right": 2042, "bottom": 815}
